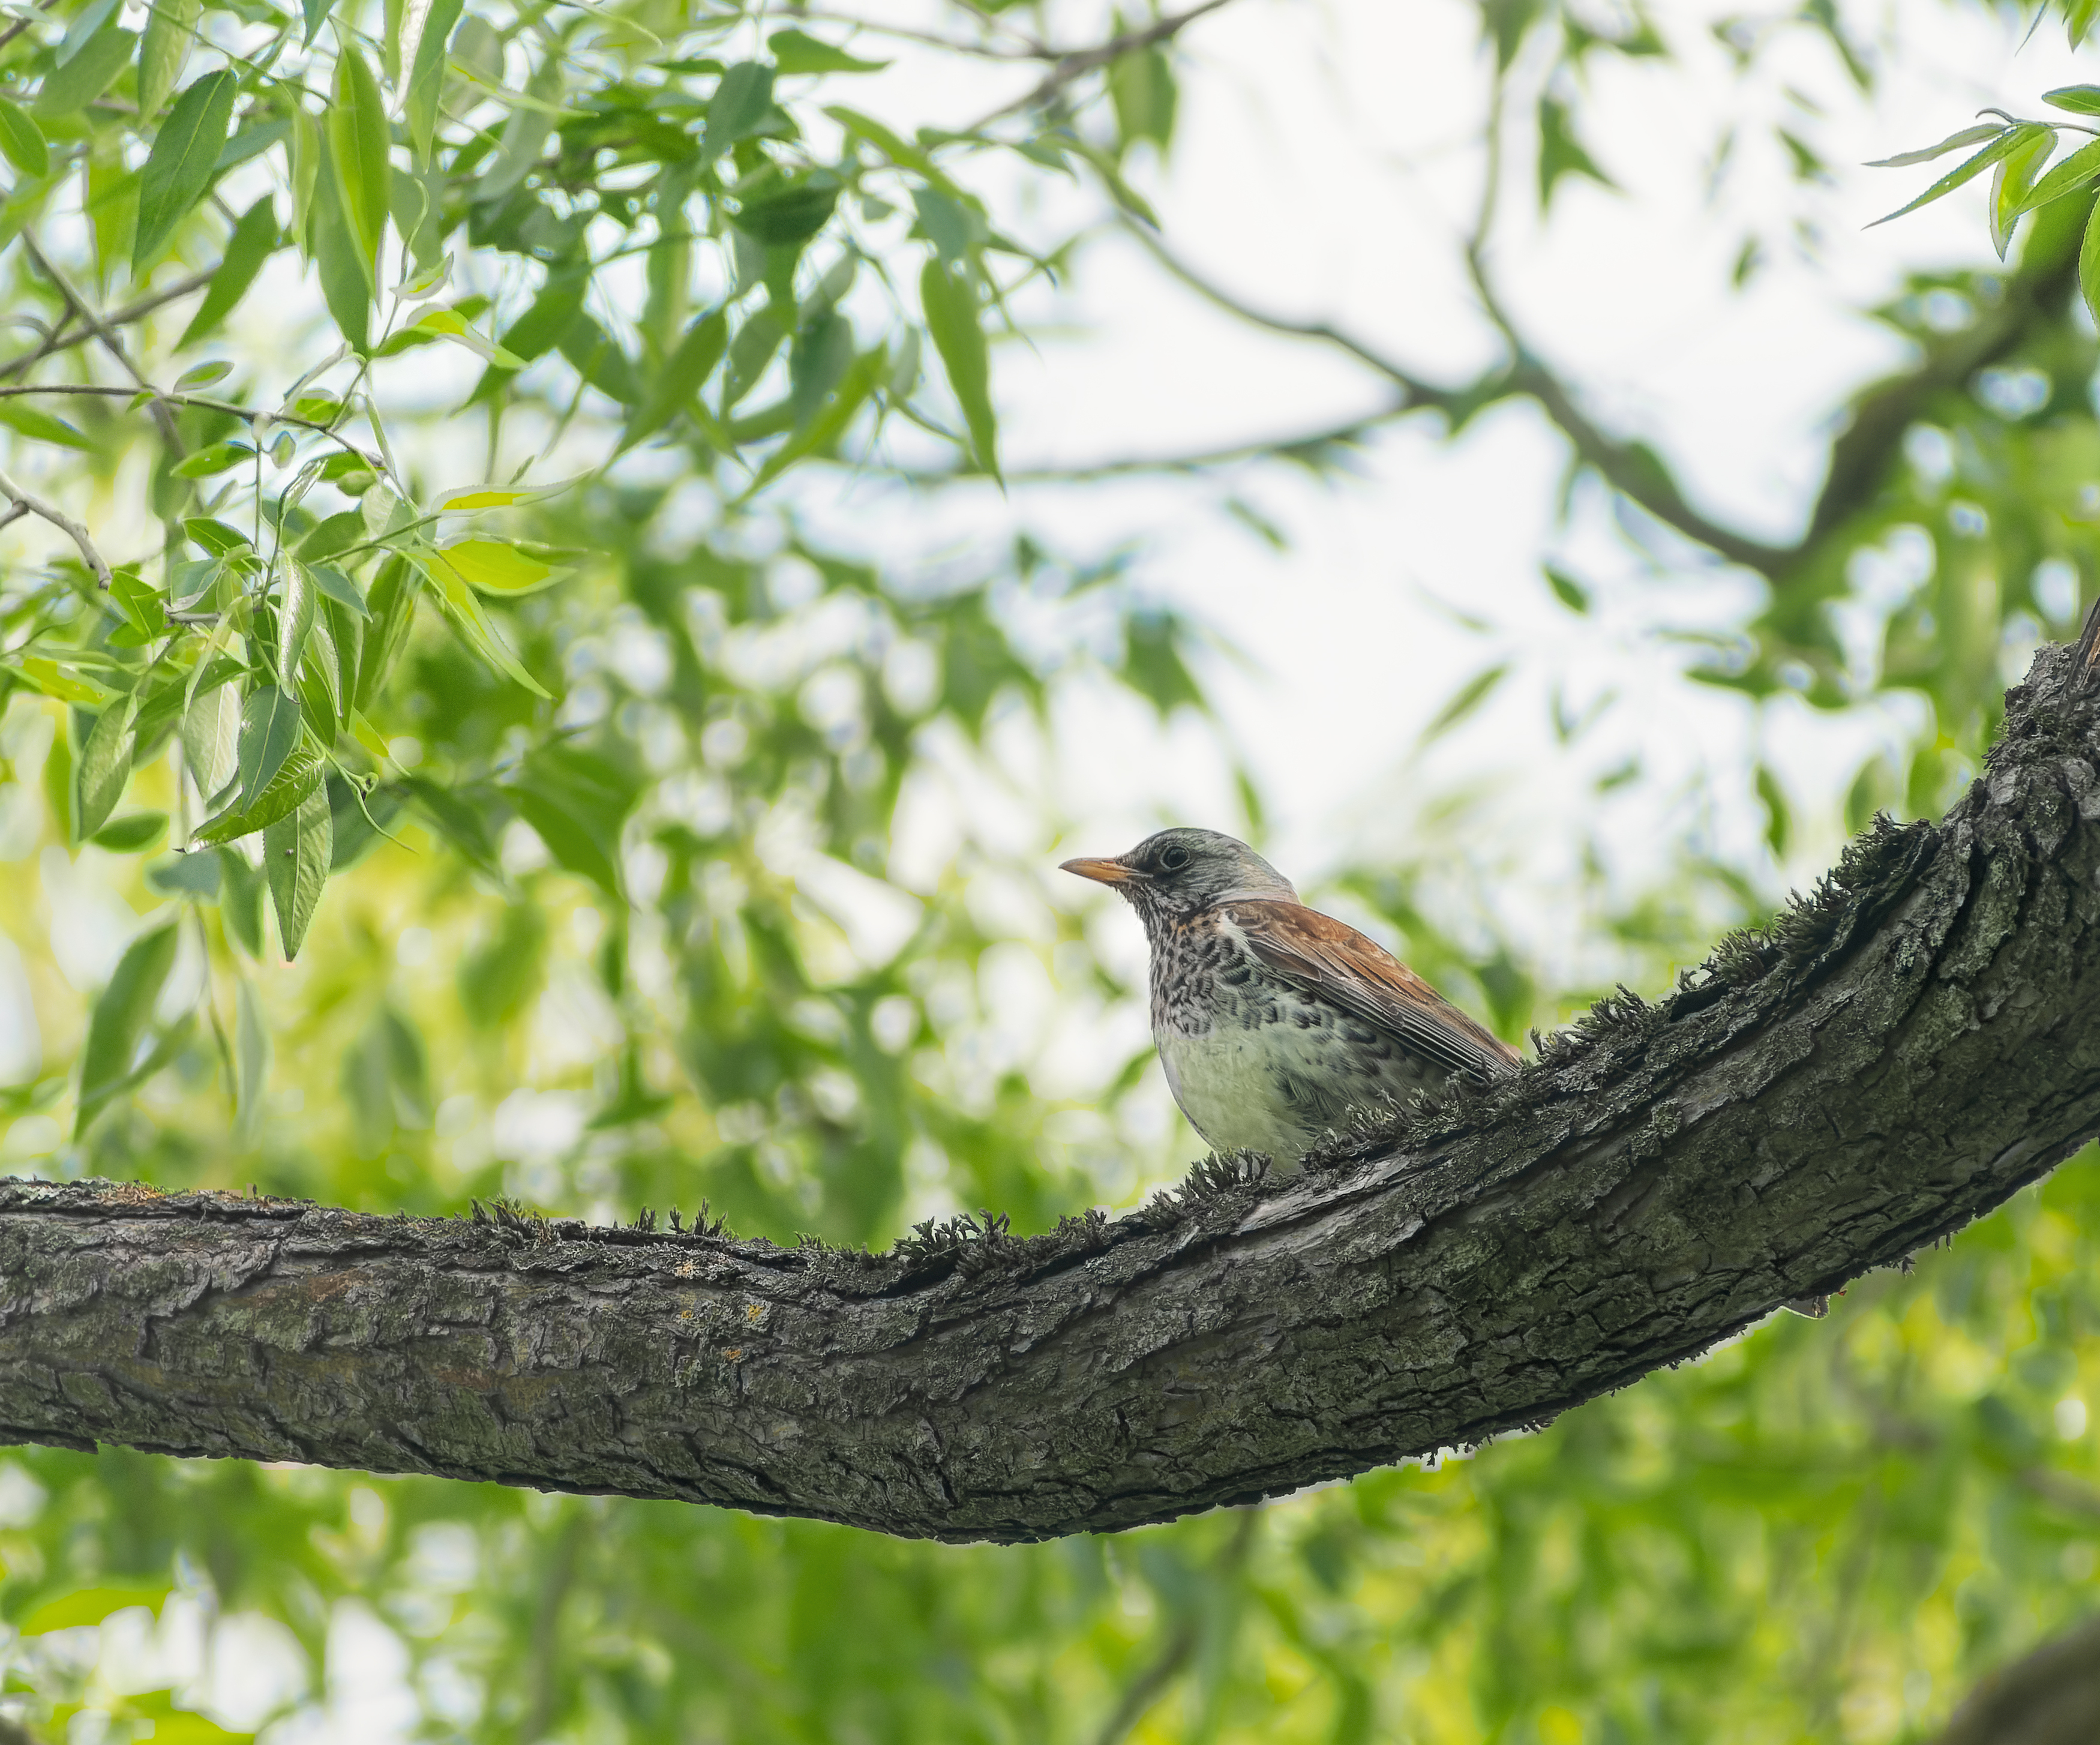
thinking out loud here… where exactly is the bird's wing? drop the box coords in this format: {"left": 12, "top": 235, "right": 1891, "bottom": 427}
{"left": 1223, "top": 900, "right": 1522, "bottom": 1083}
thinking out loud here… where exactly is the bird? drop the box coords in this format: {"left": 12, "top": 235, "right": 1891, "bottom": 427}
{"left": 1061, "top": 827, "right": 1520, "bottom": 1164}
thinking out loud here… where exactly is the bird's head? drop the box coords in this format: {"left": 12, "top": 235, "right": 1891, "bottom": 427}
{"left": 1060, "top": 827, "right": 1298, "bottom": 928}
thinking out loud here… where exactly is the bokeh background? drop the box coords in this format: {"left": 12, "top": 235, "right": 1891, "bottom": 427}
{"left": 5, "top": 0, "right": 2100, "bottom": 1737}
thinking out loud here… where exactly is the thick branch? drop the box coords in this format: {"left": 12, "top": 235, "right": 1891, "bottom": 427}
{"left": 7, "top": 637, "right": 2100, "bottom": 1540}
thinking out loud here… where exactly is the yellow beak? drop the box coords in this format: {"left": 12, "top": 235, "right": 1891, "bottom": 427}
{"left": 1060, "top": 856, "right": 1139, "bottom": 886}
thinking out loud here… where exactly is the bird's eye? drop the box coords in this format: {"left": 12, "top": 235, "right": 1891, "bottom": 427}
{"left": 1159, "top": 845, "right": 1191, "bottom": 871}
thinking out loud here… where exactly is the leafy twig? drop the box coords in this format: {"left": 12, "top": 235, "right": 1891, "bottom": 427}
{"left": 970, "top": 0, "right": 1243, "bottom": 130}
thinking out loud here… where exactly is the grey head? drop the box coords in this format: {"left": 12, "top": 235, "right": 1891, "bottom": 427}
{"left": 1060, "top": 827, "right": 1298, "bottom": 932}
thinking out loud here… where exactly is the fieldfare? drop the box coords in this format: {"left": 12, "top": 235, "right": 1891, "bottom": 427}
{"left": 1062, "top": 827, "right": 1519, "bottom": 1163}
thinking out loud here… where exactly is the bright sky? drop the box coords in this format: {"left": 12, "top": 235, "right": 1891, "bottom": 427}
{"left": 785, "top": 0, "right": 2092, "bottom": 961}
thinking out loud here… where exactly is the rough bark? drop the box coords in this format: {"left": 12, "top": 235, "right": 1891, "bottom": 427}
{"left": 7, "top": 637, "right": 2100, "bottom": 1545}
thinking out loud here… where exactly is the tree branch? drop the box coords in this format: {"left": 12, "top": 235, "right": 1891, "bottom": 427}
{"left": 0, "top": 465, "right": 112, "bottom": 586}
{"left": 19, "top": 232, "right": 185, "bottom": 456}
{"left": 0, "top": 268, "right": 215, "bottom": 383}
{"left": 969, "top": 0, "right": 1241, "bottom": 129}
{"left": 1117, "top": 191, "right": 2092, "bottom": 583}
{"left": 7, "top": 632, "right": 2100, "bottom": 1539}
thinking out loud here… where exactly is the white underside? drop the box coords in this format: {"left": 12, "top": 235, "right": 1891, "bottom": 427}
{"left": 1157, "top": 1019, "right": 1340, "bottom": 1161}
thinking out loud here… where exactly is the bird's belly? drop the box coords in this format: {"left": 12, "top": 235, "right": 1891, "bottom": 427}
{"left": 1157, "top": 1008, "right": 1425, "bottom": 1162}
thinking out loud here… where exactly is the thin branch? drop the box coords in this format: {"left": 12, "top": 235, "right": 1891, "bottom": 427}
{"left": 970, "top": 0, "right": 1243, "bottom": 129}
{"left": 0, "top": 0, "right": 62, "bottom": 54}
{"left": 0, "top": 466, "right": 112, "bottom": 587}
{"left": 1091, "top": 1509, "right": 1260, "bottom": 1745}
{"left": 875, "top": 408, "right": 1397, "bottom": 484}
{"left": 19, "top": 232, "right": 185, "bottom": 455}
{"left": 0, "top": 268, "right": 215, "bottom": 383}
{"left": 778, "top": 9, "right": 1042, "bottom": 60}
{"left": 1133, "top": 220, "right": 1793, "bottom": 574}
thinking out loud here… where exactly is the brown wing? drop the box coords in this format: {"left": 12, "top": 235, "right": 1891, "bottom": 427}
{"left": 1224, "top": 900, "right": 1521, "bottom": 1083}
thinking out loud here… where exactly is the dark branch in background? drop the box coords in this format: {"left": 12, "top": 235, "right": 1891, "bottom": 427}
{"left": 6, "top": 628, "right": 2100, "bottom": 1541}
{"left": 1110, "top": 203, "right": 2084, "bottom": 581}
{"left": 1093, "top": 1509, "right": 1260, "bottom": 1745}
{"left": 1933, "top": 1613, "right": 2100, "bottom": 1745}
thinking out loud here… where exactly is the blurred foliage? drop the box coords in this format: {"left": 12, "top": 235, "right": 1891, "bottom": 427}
{"left": 2, "top": 0, "right": 2100, "bottom": 1740}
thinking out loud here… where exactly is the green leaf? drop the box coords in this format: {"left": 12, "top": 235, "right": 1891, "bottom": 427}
{"left": 416, "top": 548, "right": 552, "bottom": 694}
{"left": 182, "top": 679, "right": 241, "bottom": 803}
{"left": 1420, "top": 663, "right": 1510, "bottom": 746}
{"left": 1537, "top": 93, "right": 1616, "bottom": 208}
{"left": 1545, "top": 567, "right": 1591, "bottom": 613}
{"left": 172, "top": 439, "right": 251, "bottom": 477}
{"left": 34, "top": 27, "right": 136, "bottom": 115}
{"left": 1868, "top": 127, "right": 2030, "bottom": 227}
{"left": 703, "top": 62, "right": 775, "bottom": 164}
{"left": 277, "top": 559, "right": 317, "bottom": 684}
{"left": 311, "top": 148, "right": 373, "bottom": 350}
{"left": 184, "top": 516, "right": 251, "bottom": 556}
{"left": 329, "top": 43, "right": 391, "bottom": 270}
{"left": 302, "top": 0, "right": 337, "bottom": 49}
{"left": 231, "top": 685, "right": 301, "bottom": 815}
{"left": 174, "top": 359, "right": 232, "bottom": 389}
{"left": 2046, "top": 85, "right": 2100, "bottom": 115}
{"left": 264, "top": 780, "right": 331, "bottom": 958}
{"left": 91, "top": 810, "right": 168, "bottom": 853}
{"left": 74, "top": 922, "right": 179, "bottom": 1137}
{"left": 13, "top": 656, "right": 103, "bottom": 706}
{"left": 1864, "top": 123, "right": 2005, "bottom": 167}
{"left": 920, "top": 258, "right": 998, "bottom": 478}
{"left": 2017, "top": 137, "right": 2100, "bottom": 215}
{"left": 0, "top": 403, "right": 92, "bottom": 449}
{"left": 911, "top": 186, "right": 974, "bottom": 262}
{"left": 76, "top": 692, "right": 140, "bottom": 839}
{"left": 1990, "top": 126, "right": 2054, "bottom": 258}
{"left": 1756, "top": 762, "right": 1791, "bottom": 858}
{"left": 477, "top": 55, "right": 562, "bottom": 205}
{"left": 767, "top": 29, "right": 889, "bottom": 74}
{"left": 1108, "top": 44, "right": 1176, "bottom": 156}
{"left": 745, "top": 344, "right": 881, "bottom": 494}
{"left": 0, "top": 98, "right": 47, "bottom": 176}
{"left": 731, "top": 177, "right": 840, "bottom": 246}
{"left": 147, "top": 848, "right": 221, "bottom": 898}
{"left": 437, "top": 538, "right": 557, "bottom": 595}
{"left": 2071, "top": 0, "right": 2100, "bottom": 49}
{"left": 194, "top": 743, "right": 323, "bottom": 844}
{"left": 175, "top": 196, "right": 279, "bottom": 348}
{"left": 401, "top": 305, "right": 526, "bottom": 368}
{"left": 621, "top": 308, "right": 727, "bottom": 450}
{"left": 503, "top": 743, "right": 638, "bottom": 897}
{"left": 23, "top": 1582, "right": 172, "bottom": 1635}
{"left": 133, "top": 68, "right": 238, "bottom": 272}
{"left": 406, "top": 0, "right": 464, "bottom": 159}
{"left": 2081, "top": 197, "right": 2100, "bottom": 333}
{"left": 137, "top": 0, "right": 199, "bottom": 117}
{"left": 307, "top": 562, "right": 369, "bottom": 617}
